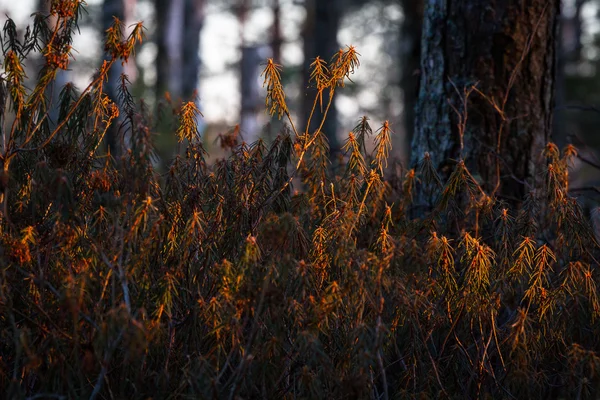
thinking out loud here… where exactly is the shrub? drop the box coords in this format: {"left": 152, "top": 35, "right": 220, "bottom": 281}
{"left": 1, "top": 3, "right": 599, "bottom": 399}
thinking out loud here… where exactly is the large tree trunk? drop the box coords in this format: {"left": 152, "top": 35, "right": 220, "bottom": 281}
{"left": 302, "top": 0, "right": 341, "bottom": 154}
{"left": 411, "top": 0, "right": 560, "bottom": 202}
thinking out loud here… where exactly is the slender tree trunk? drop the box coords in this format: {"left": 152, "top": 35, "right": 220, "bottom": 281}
{"left": 102, "top": 0, "right": 136, "bottom": 156}
{"left": 37, "top": 0, "right": 69, "bottom": 129}
{"left": 554, "top": 0, "right": 586, "bottom": 146}
{"left": 412, "top": 0, "right": 560, "bottom": 202}
{"left": 399, "top": 0, "right": 424, "bottom": 161}
{"left": 166, "top": 0, "right": 185, "bottom": 99}
{"left": 155, "top": 0, "right": 188, "bottom": 102}
{"left": 182, "top": 0, "right": 205, "bottom": 101}
{"left": 102, "top": 0, "right": 125, "bottom": 155}
{"left": 302, "top": 0, "right": 341, "bottom": 154}
{"left": 155, "top": 0, "right": 203, "bottom": 141}
{"left": 240, "top": 46, "right": 263, "bottom": 143}
{"left": 154, "top": 0, "right": 169, "bottom": 103}
{"left": 237, "top": 0, "right": 261, "bottom": 143}
{"left": 271, "top": 0, "right": 282, "bottom": 65}
{"left": 267, "top": 0, "right": 283, "bottom": 140}
{"left": 182, "top": 0, "right": 205, "bottom": 136}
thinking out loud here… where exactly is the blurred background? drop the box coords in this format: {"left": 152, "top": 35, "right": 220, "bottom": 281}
{"left": 1, "top": 0, "right": 600, "bottom": 187}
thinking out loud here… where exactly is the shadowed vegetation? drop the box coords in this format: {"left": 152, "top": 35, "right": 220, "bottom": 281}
{"left": 1, "top": 2, "right": 600, "bottom": 399}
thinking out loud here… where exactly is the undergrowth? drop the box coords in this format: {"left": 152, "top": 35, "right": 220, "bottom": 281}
{"left": 1, "top": 2, "right": 600, "bottom": 399}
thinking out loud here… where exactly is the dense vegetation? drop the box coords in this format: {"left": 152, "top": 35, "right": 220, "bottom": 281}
{"left": 1, "top": 3, "right": 600, "bottom": 399}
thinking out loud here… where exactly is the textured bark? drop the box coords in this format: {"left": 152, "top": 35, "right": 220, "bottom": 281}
{"left": 412, "top": 0, "right": 560, "bottom": 201}
{"left": 302, "top": 0, "right": 341, "bottom": 154}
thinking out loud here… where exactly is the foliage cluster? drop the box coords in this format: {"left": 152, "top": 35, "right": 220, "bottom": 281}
{"left": 1, "top": 2, "right": 600, "bottom": 399}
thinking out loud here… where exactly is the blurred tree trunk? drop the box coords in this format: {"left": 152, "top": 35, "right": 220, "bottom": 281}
{"left": 267, "top": 0, "right": 283, "bottom": 140}
{"left": 412, "top": 0, "right": 560, "bottom": 202}
{"left": 102, "top": 0, "right": 136, "bottom": 155}
{"left": 156, "top": 0, "right": 204, "bottom": 99}
{"left": 240, "top": 46, "right": 264, "bottom": 143}
{"left": 37, "top": 0, "right": 69, "bottom": 129}
{"left": 398, "top": 0, "right": 424, "bottom": 161}
{"left": 182, "top": 0, "right": 205, "bottom": 101}
{"left": 302, "top": 0, "right": 341, "bottom": 154}
{"left": 271, "top": 0, "right": 282, "bottom": 64}
{"left": 155, "top": 0, "right": 185, "bottom": 101}
{"left": 555, "top": 0, "right": 586, "bottom": 146}
{"left": 237, "top": 0, "right": 261, "bottom": 143}
{"left": 155, "top": 0, "right": 204, "bottom": 140}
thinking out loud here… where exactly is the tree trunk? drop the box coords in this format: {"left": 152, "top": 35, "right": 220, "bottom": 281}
{"left": 266, "top": 0, "right": 283, "bottom": 141}
{"left": 102, "top": 0, "right": 136, "bottom": 156}
{"left": 155, "top": 0, "right": 185, "bottom": 102}
{"left": 182, "top": 0, "right": 204, "bottom": 101}
{"left": 154, "top": 0, "right": 204, "bottom": 142}
{"left": 554, "top": 0, "right": 586, "bottom": 146}
{"left": 302, "top": 0, "right": 341, "bottom": 154}
{"left": 154, "top": 0, "right": 169, "bottom": 103}
{"left": 37, "top": 0, "right": 69, "bottom": 129}
{"left": 271, "top": 0, "right": 282, "bottom": 65}
{"left": 399, "top": 0, "right": 424, "bottom": 161}
{"left": 411, "top": 0, "right": 560, "bottom": 202}
{"left": 240, "top": 46, "right": 264, "bottom": 143}
{"left": 102, "top": 0, "right": 125, "bottom": 155}
{"left": 237, "top": 0, "right": 262, "bottom": 143}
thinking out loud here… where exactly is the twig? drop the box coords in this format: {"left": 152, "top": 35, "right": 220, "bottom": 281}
{"left": 577, "top": 154, "right": 600, "bottom": 171}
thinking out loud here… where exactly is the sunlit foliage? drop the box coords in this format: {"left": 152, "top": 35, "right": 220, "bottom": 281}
{"left": 0, "top": 2, "right": 599, "bottom": 399}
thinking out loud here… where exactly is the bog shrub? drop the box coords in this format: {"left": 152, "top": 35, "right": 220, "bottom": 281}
{"left": 1, "top": 3, "right": 600, "bottom": 399}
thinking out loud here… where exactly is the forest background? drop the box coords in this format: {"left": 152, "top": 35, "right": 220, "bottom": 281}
{"left": 2, "top": 0, "right": 598, "bottom": 188}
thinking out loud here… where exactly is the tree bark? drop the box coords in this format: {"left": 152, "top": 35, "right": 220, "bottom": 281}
{"left": 411, "top": 0, "right": 560, "bottom": 201}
